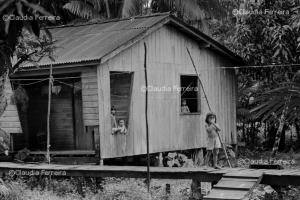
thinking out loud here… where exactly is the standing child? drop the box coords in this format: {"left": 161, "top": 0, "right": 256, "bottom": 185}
{"left": 205, "top": 112, "right": 221, "bottom": 169}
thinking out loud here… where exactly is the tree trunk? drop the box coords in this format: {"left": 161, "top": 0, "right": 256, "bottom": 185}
{"left": 279, "top": 125, "right": 286, "bottom": 152}
{"left": 272, "top": 95, "right": 292, "bottom": 157}
{"left": 104, "top": 0, "right": 111, "bottom": 18}
{"left": 190, "top": 148, "right": 204, "bottom": 200}
{"left": 242, "top": 121, "right": 246, "bottom": 142}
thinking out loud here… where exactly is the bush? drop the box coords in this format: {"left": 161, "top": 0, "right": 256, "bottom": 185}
{"left": 0, "top": 178, "right": 22, "bottom": 200}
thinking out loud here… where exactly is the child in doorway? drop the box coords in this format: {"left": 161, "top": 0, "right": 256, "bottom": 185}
{"left": 111, "top": 106, "right": 118, "bottom": 134}
{"left": 117, "top": 119, "right": 127, "bottom": 134}
{"left": 112, "top": 119, "right": 127, "bottom": 135}
{"left": 205, "top": 112, "right": 221, "bottom": 169}
{"left": 181, "top": 99, "right": 190, "bottom": 113}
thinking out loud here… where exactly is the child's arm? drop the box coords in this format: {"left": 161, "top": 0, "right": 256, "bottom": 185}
{"left": 212, "top": 123, "right": 221, "bottom": 131}
{"left": 186, "top": 106, "right": 190, "bottom": 113}
{"left": 112, "top": 127, "right": 119, "bottom": 134}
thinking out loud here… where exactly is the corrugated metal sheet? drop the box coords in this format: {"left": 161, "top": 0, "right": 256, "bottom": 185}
{"left": 20, "top": 13, "right": 244, "bottom": 68}
{"left": 21, "top": 14, "right": 169, "bottom": 67}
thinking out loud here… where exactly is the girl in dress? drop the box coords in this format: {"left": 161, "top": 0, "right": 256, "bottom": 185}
{"left": 205, "top": 112, "right": 221, "bottom": 169}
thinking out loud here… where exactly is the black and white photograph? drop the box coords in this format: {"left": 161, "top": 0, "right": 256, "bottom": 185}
{"left": 0, "top": 0, "right": 300, "bottom": 199}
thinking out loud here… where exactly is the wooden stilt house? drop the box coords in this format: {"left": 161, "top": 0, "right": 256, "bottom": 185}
{"left": 11, "top": 13, "right": 244, "bottom": 160}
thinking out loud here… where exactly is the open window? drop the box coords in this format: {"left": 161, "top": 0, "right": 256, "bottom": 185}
{"left": 110, "top": 72, "right": 133, "bottom": 131}
{"left": 180, "top": 75, "right": 200, "bottom": 114}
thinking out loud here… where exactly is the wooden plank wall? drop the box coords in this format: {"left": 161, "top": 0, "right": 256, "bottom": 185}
{"left": 98, "top": 26, "right": 237, "bottom": 158}
{"left": 81, "top": 69, "right": 99, "bottom": 126}
{"left": 50, "top": 85, "right": 74, "bottom": 150}
{"left": 0, "top": 105, "right": 22, "bottom": 133}
{"left": 0, "top": 78, "right": 22, "bottom": 134}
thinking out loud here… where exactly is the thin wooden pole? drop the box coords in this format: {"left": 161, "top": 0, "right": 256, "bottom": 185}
{"left": 46, "top": 64, "right": 53, "bottom": 164}
{"left": 186, "top": 47, "right": 232, "bottom": 168}
{"left": 144, "top": 42, "right": 151, "bottom": 193}
{"left": 186, "top": 48, "right": 211, "bottom": 112}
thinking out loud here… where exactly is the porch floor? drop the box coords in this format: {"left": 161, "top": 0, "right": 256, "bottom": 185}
{"left": 29, "top": 150, "right": 96, "bottom": 156}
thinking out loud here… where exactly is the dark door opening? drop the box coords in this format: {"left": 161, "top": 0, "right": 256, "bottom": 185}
{"left": 24, "top": 75, "right": 83, "bottom": 151}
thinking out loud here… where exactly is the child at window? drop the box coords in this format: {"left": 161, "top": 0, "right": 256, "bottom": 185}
{"left": 112, "top": 119, "right": 127, "bottom": 135}
{"left": 181, "top": 99, "right": 190, "bottom": 113}
{"left": 205, "top": 112, "right": 221, "bottom": 169}
{"left": 111, "top": 106, "right": 118, "bottom": 134}
{"left": 117, "top": 119, "right": 127, "bottom": 134}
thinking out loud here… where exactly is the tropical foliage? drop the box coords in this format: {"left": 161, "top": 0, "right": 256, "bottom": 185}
{"left": 0, "top": 0, "right": 54, "bottom": 72}
{"left": 0, "top": 0, "right": 58, "bottom": 125}
{"left": 226, "top": 0, "right": 300, "bottom": 152}
{"left": 62, "top": 0, "right": 228, "bottom": 34}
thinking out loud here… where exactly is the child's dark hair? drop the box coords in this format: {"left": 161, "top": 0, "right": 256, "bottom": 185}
{"left": 205, "top": 112, "right": 216, "bottom": 124}
{"left": 118, "top": 119, "right": 125, "bottom": 123}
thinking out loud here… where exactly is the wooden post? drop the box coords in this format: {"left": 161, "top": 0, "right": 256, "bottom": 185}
{"left": 144, "top": 42, "right": 151, "bottom": 194}
{"left": 191, "top": 148, "right": 204, "bottom": 199}
{"left": 92, "top": 126, "right": 103, "bottom": 165}
{"left": 158, "top": 153, "right": 163, "bottom": 167}
{"left": 46, "top": 64, "right": 53, "bottom": 164}
{"left": 165, "top": 183, "right": 171, "bottom": 199}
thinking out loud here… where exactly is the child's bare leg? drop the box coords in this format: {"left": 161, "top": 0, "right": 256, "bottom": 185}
{"left": 205, "top": 150, "right": 212, "bottom": 167}
{"left": 213, "top": 148, "right": 220, "bottom": 168}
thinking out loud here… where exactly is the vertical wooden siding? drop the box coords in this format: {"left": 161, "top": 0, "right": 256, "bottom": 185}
{"left": 81, "top": 69, "right": 99, "bottom": 126}
{"left": 0, "top": 78, "right": 22, "bottom": 134}
{"left": 98, "top": 26, "right": 237, "bottom": 158}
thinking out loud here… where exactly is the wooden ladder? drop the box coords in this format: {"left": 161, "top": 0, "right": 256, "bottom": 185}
{"left": 203, "top": 170, "right": 264, "bottom": 200}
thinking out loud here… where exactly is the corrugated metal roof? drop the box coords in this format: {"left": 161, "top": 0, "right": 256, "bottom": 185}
{"left": 20, "top": 13, "right": 244, "bottom": 68}
{"left": 21, "top": 13, "right": 169, "bottom": 67}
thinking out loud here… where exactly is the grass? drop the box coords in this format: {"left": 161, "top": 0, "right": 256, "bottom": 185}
{"left": 2, "top": 176, "right": 300, "bottom": 200}
{"left": 0, "top": 177, "right": 192, "bottom": 200}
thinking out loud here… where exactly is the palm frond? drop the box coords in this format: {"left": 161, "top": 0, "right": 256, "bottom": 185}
{"left": 63, "top": 0, "right": 101, "bottom": 19}
{"left": 250, "top": 77, "right": 300, "bottom": 123}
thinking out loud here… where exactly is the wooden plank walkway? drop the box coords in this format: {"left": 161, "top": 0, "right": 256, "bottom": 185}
{"left": 203, "top": 169, "right": 264, "bottom": 200}
{"left": 0, "top": 162, "right": 300, "bottom": 200}
{"left": 0, "top": 162, "right": 223, "bottom": 181}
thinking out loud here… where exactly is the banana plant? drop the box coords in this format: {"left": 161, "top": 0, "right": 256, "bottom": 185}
{"left": 250, "top": 74, "right": 300, "bottom": 123}
{"left": 249, "top": 72, "right": 300, "bottom": 155}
